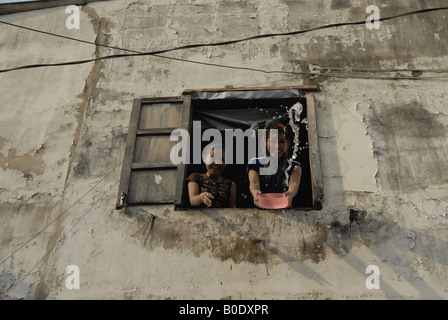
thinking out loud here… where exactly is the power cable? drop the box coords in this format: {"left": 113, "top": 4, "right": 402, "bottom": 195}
{"left": 1, "top": 5, "right": 448, "bottom": 56}
{"left": 0, "top": 160, "right": 123, "bottom": 267}
{"left": 0, "top": 3, "right": 447, "bottom": 288}
{"left": 0, "top": 6, "right": 448, "bottom": 76}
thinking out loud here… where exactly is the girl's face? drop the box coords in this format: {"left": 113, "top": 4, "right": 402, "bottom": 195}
{"left": 267, "top": 132, "right": 287, "bottom": 158}
{"left": 205, "top": 149, "right": 226, "bottom": 178}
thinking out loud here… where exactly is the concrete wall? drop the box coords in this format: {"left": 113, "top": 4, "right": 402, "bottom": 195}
{"left": 0, "top": 0, "right": 447, "bottom": 299}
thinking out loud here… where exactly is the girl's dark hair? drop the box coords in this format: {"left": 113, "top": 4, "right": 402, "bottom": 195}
{"left": 263, "top": 118, "right": 292, "bottom": 167}
{"left": 264, "top": 116, "right": 292, "bottom": 138}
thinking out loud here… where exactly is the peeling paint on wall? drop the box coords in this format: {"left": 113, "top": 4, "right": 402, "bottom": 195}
{"left": 64, "top": 6, "right": 110, "bottom": 190}
{"left": 0, "top": 140, "right": 45, "bottom": 176}
{"left": 1, "top": 0, "right": 448, "bottom": 300}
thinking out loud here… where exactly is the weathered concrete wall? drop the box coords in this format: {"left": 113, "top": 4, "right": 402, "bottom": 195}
{"left": 0, "top": 0, "right": 447, "bottom": 299}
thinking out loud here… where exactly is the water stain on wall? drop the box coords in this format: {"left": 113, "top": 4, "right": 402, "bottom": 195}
{"left": 144, "top": 212, "right": 333, "bottom": 265}
{"left": 0, "top": 140, "right": 45, "bottom": 176}
{"left": 363, "top": 102, "right": 448, "bottom": 192}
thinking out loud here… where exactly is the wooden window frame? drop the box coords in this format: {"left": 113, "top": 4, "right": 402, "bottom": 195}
{"left": 304, "top": 91, "right": 323, "bottom": 209}
{"left": 116, "top": 85, "right": 323, "bottom": 210}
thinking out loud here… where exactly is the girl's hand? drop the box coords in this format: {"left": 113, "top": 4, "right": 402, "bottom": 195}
{"left": 284, "top": 191, "right": 292, "bottom": 208}
{"left": 201, "top": 192, "right": 214, "bottom": 207}
{"left": 252, "top": 190, "right": 262, "bottom": 207}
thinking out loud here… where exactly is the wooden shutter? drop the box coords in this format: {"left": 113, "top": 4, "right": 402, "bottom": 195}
{"left": 116, "top": 96, "right": 192, "bottom": 209}
{"left": 306, "top": 92, "right": 323, "bottom": 209}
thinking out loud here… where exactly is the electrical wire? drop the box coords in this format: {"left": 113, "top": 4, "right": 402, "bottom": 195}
{"left": 0, "top": 3, "right": 447, "bottom": 289}
{"left": 0, "top": 52, "right": 311, "bottom": 75}
{"left": 0, "top": 160, "right": 123, "bottom": 267}
{"left": 0, "top": 6, "right": 448, "bottom": 76}
{"left": 4, "top": 181, "right": 119, "bottom": 294}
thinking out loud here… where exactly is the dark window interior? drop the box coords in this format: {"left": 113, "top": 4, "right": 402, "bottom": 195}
{"left": 183, "top": 97, "right": 313, "bottom": 209}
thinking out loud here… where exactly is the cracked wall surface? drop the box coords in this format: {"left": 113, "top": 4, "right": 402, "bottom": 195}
{"left": 0, "top": 0, "right": 447, "bottom": 300}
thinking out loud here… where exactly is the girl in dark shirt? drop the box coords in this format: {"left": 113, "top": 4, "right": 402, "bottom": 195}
{"left": 186, "top": 146, "right": 237, "bottom": 208}
{"left": 247, "top": 121, "right": 302, "bottom": 208}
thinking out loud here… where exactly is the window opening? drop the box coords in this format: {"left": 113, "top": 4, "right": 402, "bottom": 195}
{"left": 116, "top": 86, "right": 322, "bottom": 211}
{"left": 185, "top": 96, "right": 313, "bottom": 209}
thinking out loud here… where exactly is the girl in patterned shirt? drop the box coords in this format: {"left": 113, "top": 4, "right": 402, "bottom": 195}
{"left": 186, "top": 146, "right": 237, "bottom": 208}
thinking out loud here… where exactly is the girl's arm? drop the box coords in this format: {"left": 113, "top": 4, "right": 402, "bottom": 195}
{"left": 285, "top": 165, "right": 302, "bottom": 205}
{"left": 188, "top": 182, "right": 213, "bottom": 207}
{"left": 248, "top": 169, "right": 262, "bottom": 207}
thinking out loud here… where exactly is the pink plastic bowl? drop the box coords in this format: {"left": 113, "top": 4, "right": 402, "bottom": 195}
{"left": 257, "top": 193, "right": 290, "bottom": 209}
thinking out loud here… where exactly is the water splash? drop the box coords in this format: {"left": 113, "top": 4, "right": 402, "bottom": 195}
{"left": 283, "top": 102, "right": 303, "bottom": 189}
